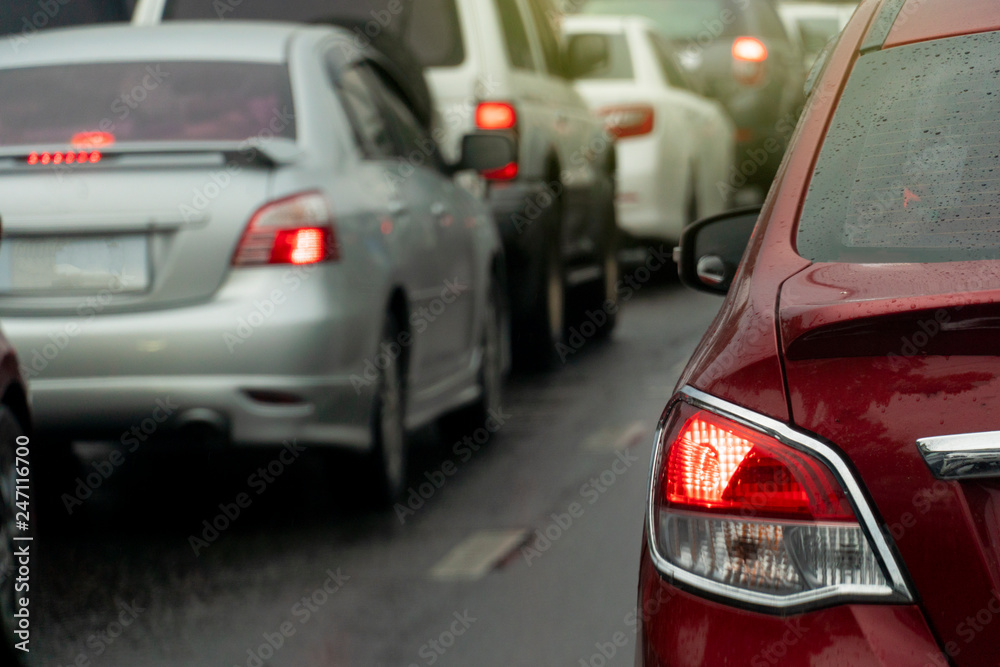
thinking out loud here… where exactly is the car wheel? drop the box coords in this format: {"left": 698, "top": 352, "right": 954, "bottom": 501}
{"left": 442, "top": 277, "right": 505, "bottom": 438}
{"left": 0, "top": 407, "right": 29, "bottom": 664}
{"left": 362, "top": 316, "right": 407, "bottom": 505}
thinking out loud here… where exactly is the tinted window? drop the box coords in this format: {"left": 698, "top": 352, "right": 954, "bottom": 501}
{"left": 335, "top": 66, "right": 396, "bottom": 158}
{"left": 164, "top": 0, "right": 465, "bottom": 67}
{"left": 0, "top": 61, "right": 295, "bottom": 147}
{"left": 797, "top": 32, "right": 1000, "bottom": 263}
{"left": 0, "top": 0, "right": 132, "bottom": 37}
{"left": 567, "top": 33, "right": 633, "bottom": 80}
{"left": 370, "top": 70, "right": 443, "bottom": 169}
{"left": 496, "top": 0, "right": 537, "bottom": 71}
{"left": 581, "top": 0, "right": 744, "bottom": 40}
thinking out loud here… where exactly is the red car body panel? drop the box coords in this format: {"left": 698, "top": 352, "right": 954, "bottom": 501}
{"left": 639, "top": 0, "right": 1000, "bottom": 664}
{"left": 638, "top": 553, "right": 942, "bottom": 667}
{"left": 884, "top": 0, "right": 1000, "bottom": 50}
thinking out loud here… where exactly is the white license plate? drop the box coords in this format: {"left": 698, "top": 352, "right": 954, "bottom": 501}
{"left": 0, "top": 235, "right": 150, "bottom": 294}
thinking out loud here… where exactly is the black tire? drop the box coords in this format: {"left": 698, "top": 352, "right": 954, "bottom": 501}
{"left": 33, "top": 439, "right": 79, "bottom": 532}
{"left": 360, "top": 316, "right": 408, "bottom": 506}
{"left": 0, "top": 407, "right": 30, "bottom": 665}
{"left": 441, "top": 278, "right": 505, "bottom": 438}
{"left": 573, "top": 179, "right": 620, "bottom": 341}
{"left": 520, "top": 221, "right": 566, "bottom": 371}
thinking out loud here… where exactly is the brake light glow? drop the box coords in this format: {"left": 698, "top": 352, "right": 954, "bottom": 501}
{"left": 732, "top": 37, "right": 768, "bottom": 62}
{"left": 233, "top": 192, "right": 337, "bottom": 266}
{"left": 599, "top": 105, "right": 655, "bottom": 139}
{"left": 27, "top": 151, "right": 102, "bottom": 166}
{"left": 476, "top": 102, "right": 517, "bottom": 130}
{"left": 482, "top": 162, "right": 519, "bottom": 181}
{"left": 648, "top": 396, "right": 911, "bottom": 607}
{"left": 71, "top": 131, "right": 116, "bottom": 148}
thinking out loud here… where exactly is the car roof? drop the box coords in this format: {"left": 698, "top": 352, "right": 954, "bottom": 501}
{"left": 0, "top": 21, "right": 324, "bottom": 69}
{"left": 561, "top": 14, "right": 657, "bottom": 34}
{"left": 881, "top": 0, "right": 1000, "bottom": 49}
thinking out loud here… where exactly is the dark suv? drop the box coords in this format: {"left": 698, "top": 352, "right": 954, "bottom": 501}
{"left": 581, "top": 0, "right": 805, "bottom": 198}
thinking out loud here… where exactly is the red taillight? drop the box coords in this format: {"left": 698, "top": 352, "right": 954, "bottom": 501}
{"left": 233, "top": 192, "right": 337, "bottom": 266}
{"left": 732, "top": 37, "right": 768, "bottom": 85}
{"left": 26, "top": 151, "right": 101, "bottom": 166}
{"left": 648, "top": 397, "right": 909, "bottom": 606}
{"left": 732, "top": 36, "right": 768, "bottom": 62}
{"left": 663, "top": 411, "right": 853, "bottom": 521}
{"left": 475, "top": 102, "right": 517, "bottom": 130}
{"left": 482, "top": 162, "right": 519, "bottom": 181}
{"left": 599, "top": 105, "right": 655, "bottom": 139}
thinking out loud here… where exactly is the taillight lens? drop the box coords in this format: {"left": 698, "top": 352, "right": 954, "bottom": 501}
{"left": 649, "top": 394, "right": 912, "bottom": 608}
{"left": 732, "top": 37, "right": 768, "bottom": 85}
{"left": 233, "top": 192, "right": 337, "bottom": 266}
{"left": 26, "top": 151, "right": 102, "bottom": 165}
{"left": 475, "top": 102, "right": 517, "bottom": 130}
{"left": 599, "top": 105, "right": 655, "bottom": 139}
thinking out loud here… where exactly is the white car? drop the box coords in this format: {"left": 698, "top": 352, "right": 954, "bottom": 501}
{"left": 779, "top": 2, "right": 858, "bottom": 69}
{"left": 562, "top": 15, "right": 735, "bottom": 246}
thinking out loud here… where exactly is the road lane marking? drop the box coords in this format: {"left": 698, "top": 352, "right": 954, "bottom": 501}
{"left": 429, "top": 529, "right": 529, "bottom": 582}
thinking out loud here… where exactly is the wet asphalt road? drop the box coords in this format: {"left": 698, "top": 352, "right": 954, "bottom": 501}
{"left": 30, "top": 278, "right": 723, "bottom": 667}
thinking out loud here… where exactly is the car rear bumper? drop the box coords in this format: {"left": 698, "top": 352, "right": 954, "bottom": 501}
{"left": 3, "top": 266, "right": 379, "bottom": 449}
{"left": 615, "top": 137, "right": 678, "bottom": 242}
{"left": 637, "top": 546, "right": 944, "bottom": 666}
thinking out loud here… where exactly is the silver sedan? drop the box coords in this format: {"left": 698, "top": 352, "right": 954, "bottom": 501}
{"left": 0, "top": 22, "right": 512, "bottom": 501}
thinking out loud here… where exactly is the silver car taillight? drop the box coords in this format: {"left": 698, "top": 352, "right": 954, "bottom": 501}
{"left": 233, "top": 191, "right": 337, "bottom": 266}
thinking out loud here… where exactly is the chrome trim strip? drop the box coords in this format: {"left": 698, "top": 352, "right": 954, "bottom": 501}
{"left": 918, "top": 432, "right": 1000, "bottom": 479}
{"left": 645, "top": 386, "right": 913, "bottom": 609}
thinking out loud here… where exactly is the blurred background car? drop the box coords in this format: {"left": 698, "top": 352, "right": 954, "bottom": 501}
{"left": 562, "top": 15, "right": 734, "bottom": 254}
{"left": 641, "top": 0, "right": 1000, "bottom": 663}
{"left": 132, "top": 0, "right": 620, "bottom": 369}
{"left": 0, "top": 312, "right": 30, "bottom": 666}
{"left": 576, "top": 0, "right": 806, "bottom": 202}
{"left": 0, "top": 22, "right": 513, "bottom": 504}
{"left": 778, "top": 1, "right": 857, "bottom": 69}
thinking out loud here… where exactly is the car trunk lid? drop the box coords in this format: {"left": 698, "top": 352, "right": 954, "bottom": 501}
{"left": 780, "top": 261, "right": 1000, "bottom": 664}
{"left": 0, "top": 144, "right": 291, "bottom": 315}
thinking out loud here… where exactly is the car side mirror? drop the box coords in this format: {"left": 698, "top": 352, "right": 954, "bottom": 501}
{"left": 565, "top": 34, "right": 609, "bottom": 79}
{"left": 676, "top": 207, "right": 760, "bottom": 295}
{"left": 453, "top": 133, "right": 516, "bottom": 174}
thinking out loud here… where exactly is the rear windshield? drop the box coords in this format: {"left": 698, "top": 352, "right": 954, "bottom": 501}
{"left": 581, "top": 0, "right": 743, "bottom": 40}
{"left": 797, "top": 32, "right": 1000, "bottom": 263}
{"left": 0, "top": 61, "right": 295, "bottom": 147}
{"left": 163, "top": 0, "right": 465, "bottom": 67}
{"left": 567, "top": 33, "right": 634, "bottom": 80}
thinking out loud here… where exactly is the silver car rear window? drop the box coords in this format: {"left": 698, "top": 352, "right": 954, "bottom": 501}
{"left": 0, "top": 61, "right": 295, "bottom": 148}
{"left": 797, "top": 31, "right": 1000, "bottom": 263}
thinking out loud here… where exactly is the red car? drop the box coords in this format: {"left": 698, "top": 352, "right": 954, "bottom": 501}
{"left": 639, "top": 0, "right": 1000, "bottom": 664}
